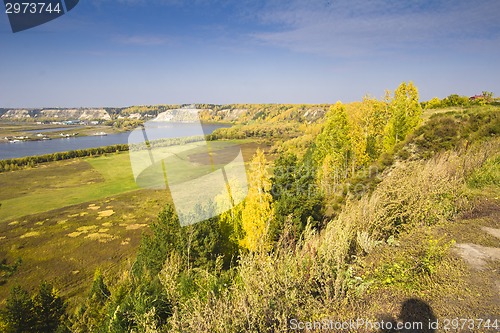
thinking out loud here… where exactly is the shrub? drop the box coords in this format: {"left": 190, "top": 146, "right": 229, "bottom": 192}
{"left": 467, "top": 155, "right": 500, "bottom": 188}
{"left": 1, "top": 282, "right": 67, "bottom": 333}
{"left": 371, "top": 238, "right": 455, "bottom": 290}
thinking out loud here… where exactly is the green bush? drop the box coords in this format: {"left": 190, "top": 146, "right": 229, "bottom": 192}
{"left": 1, "top": 282, "right": 67, "bottom": 333}
{"left": 467, "top": 155, "right": 500, "bottom": 188}
{"left": 371, "top": 238, "right": 455, "bottom": 290}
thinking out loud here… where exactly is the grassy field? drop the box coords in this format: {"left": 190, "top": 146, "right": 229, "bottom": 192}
{"left": 0, "top": 152, "right": 138, "bottom": 222}
{"left": 0, "top": 139, "right": 267, "bottom": 305}
{"left": 0, "top": 140, "right": 254, "bottom": 222}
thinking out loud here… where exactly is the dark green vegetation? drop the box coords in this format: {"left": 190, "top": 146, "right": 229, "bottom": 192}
{"left": 0, "top": 258, "right": 21, "bottom": 286}
{"left": 0, "top": 145, "right": 129, "bottom": 173}
{"left": 1, "top": 84, "right": 499, "bottom": 332}
{"left": 2, "top": 282, "right": 67, "bottom": 332}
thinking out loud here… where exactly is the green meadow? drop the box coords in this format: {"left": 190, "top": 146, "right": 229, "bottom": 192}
{"left": 0, "top": 152, "right": 138, "bottom": 222}
{"left": 0, "top": 140, "right": 248, "bottom": 222}
{"left": 0, "top": 139, "right": 263, "bottom": 303}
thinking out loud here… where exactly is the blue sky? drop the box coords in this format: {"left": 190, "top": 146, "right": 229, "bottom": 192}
{"left": 0, "top": 0, "right": 499, "bottom": 107}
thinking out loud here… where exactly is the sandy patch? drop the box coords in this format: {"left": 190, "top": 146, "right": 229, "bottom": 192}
{"left": 77, "top": 225, "right": 98, "bottom": 232}
{"left": 455, "top": 243, "right": 500, "bottom": 270}
{"left": 67, "top": 232, "right": 84, "bottom": 238}
{"left": 57, "top": 219, "right": 68, "bottom": 225}
{"left": 88, "top": 205, "right": 101, "bottom": 210}
{"left": 68, "top": 213, "right": 80, "bottom": 218}
{"left": 106, "top": 206, "right": 113, "bottom": 209}
{"left": 20, "top": 231, "right": 41, "bottom": 239}
{"left": 0, "top": 236, "right": 6, "bottom": 240}
{"left": 35, "top": 221, "right": 44, "bottom": 226}
{"left": 125, "top": 224, "right": 147, "bottom": 230}
{"left": 98, "top": 228, "right": 109, "bottom": 233}
{"left": 102, "top": 222, "right": 113, "bottom": 227}
{"left": 80, "top": 212, "right": 89, "bottom": 217}
{"left": 98, "top": 210, "right": 115, "bottom": 218}
{"left": 85, "top": 232, "right": 115, "bottom": 243}
{"left": 481, "top": 227, "right": 500, "bottom": 240}
{"left": 8, "top": 221, "right": 19, "bottom": 226}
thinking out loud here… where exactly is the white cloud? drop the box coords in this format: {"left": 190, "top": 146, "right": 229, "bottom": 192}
{"left": 250, "top": 0, "right": 500, "bottom": 58}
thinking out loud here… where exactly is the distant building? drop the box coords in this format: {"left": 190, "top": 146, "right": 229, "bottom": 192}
{"left": 469, "top": 94, "right": 484, "bottom": 101}
{"left": 63, "top": 120, "right": 81, "bottom": 125}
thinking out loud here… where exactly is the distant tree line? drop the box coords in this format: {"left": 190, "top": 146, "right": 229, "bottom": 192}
{"left": 198, "top": 103, "right": 329, "bottom": 124}
{"left": 207, "top": 123, "right": 302, "bottom": 140}
{"left": 0, "top": 144, "right": 129, "bottom": 173}
{"left": 423, "top": 91, "right": 496, "bottom": 109}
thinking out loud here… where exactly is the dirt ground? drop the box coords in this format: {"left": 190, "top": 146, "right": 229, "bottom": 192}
{"left": 349, "top": 196, "right": 500, "bottom": 333}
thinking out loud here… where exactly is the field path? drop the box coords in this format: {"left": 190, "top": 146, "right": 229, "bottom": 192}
{"left": 455, "top": 225, "right": 500, "bottom": 296}
{"left": 453, "top": 198, "right": 500, "bottom": 310}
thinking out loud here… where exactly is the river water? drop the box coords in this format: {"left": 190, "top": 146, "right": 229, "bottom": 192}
{"left": 0, "top": 123, "right": 229, "bottom": 160}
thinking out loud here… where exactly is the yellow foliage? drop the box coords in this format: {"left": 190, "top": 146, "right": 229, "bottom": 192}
{"left": 240, "top": 149, "right": 273, "bottom": 252}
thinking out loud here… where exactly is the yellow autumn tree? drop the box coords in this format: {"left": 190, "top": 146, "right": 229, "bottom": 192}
{"left": 357, "top": 96, "right": 390, "bottom": 160}
{"left": 345, "top": 102, "right": 369, "bottom": 174}
{"left": 384, "top": 82, "right": 422, "bottom": 151}
{"left": 240, "top": 149, "right": 273, "bottom": 252}
{"left": 215, "top": 177, "right": 246, "bottom": 252}
{"left": 314, "top": 102, "right": 352, "bottom": 180}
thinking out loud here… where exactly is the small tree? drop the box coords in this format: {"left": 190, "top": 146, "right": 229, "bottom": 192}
{"left": 270, "top": 152, "right": 323, "bottom": 241}
{"left": 134, "top": 204, "right": 182, "bottom": 276}
{"left": 384, "top": 82, "right": 422, "bottom": 151}
{"left": 89, "top": 269, "right": 111, "bottom": 305}
{"left": 3, "top": 286, "right": 36, "bottom": 332}
{"left": 240, "top": 149, "right": 273, "bottom": 252}
{"left": 32, "top": 282, "right": 67, "bottom": 332}
{"left": 314, "top": 102, "right": 352, "bottom": 180}
{"left": 424, "top": 97, "right": 442, "bottom": 109}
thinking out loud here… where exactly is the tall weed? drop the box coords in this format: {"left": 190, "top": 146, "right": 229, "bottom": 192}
{"left": 162, "top": 139, "right": 499, "bottom": 332}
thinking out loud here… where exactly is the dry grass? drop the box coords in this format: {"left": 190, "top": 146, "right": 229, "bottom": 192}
{"left": 341, "top": 138, "right": 499, "bottom": 244}
{"left": 67, "top": 232, "right": 84, "bottom": 238}
{"left": 77, "top": 225, "right": 98, "bottom": 232}
{"left": 98, "top": 210, "right": 115, "bottom": 218}
{"left": 125, "top": 224, "right": 148, "bottom": 230}
{"left": 20, "top": 231, "right": 41, "bottom": 239}
{"left": 84, "top": 232, "right": 115, "bottom": 243}
{"left": 160, "top": 138, "right": 499, "bottom": 333}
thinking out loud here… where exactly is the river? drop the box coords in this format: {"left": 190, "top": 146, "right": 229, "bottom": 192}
{"left": 0, "top": 123, "right": 229, "bottom": 160}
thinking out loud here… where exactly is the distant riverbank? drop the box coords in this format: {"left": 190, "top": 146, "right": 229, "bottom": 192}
{"left": 0, "top": 123, "right": 230, "bottom": 160}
